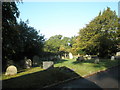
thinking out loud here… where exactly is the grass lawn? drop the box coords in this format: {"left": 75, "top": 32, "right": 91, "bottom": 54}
{"left": 2, "top": 58, "right": 120, "bottom": 88}
{"left": 54, "top": 58, "right": 120, "bottom": 76}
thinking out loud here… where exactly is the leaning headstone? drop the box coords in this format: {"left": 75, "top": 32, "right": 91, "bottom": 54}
{"left": 24, "top": 59, "right": 32, "bottom": 69}
{"left": 94, "top": 58, "right": 100, "bottom": 64}
{"left": 5, "top": 65, "right": 17, "bottom": 76}
{"left": 33, "top": 55, "right": 40, "bottom": 66}
{"left": 111, "top": 56, "right": 115, "bottom": 60}
{"left": 43, "top": 61, "right": 54, "bottom": 69}
{"left": 69, "top": 52, "right": 73, "bottom": 59}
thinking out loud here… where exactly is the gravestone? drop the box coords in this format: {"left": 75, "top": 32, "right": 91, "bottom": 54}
{"left": 94, "top": 58, "right": 99, "bottom": 64}
{"left": 33, "top": 55, "right": 40, "bottom": 66}
{"left": 91, "top": 55, "right": 98, "bottom": 59}
{"left": 5, "top": 65, "right": 17, "bottom": 76}
{"left": 69, "top": 52, "right": 73, "bottom": 59}
{"left": 58, "top": 55, "right": 61, "bottom": 59}
{"left": 62, "top": 56, "right": 65, "bottom": 59}
{"left": 111, "top": 56, "right": 115, "bottom": 60}
{"left": 76, "top": 56, "right": 84, "bottom": 61}
{"left": 87, "top": 55, "right": 91, "bottom": 60}
{"left": 43, "top": 61, "right": 54, "bottom": 69}
{"left": 116, "top": 52, "right": 120, "bottom": 56}
{"left": 24, "top": 59, "right": 32, "bottom": 69}
{"left": 115, "top": 56, "right": 120, "bottom": 60}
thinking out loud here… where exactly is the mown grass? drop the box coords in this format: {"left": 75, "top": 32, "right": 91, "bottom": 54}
{"left": 1, "top": 67, "right": 44, "bottom": 80}
{"left": 2, "top": 58, "right": 120, "bottom": 88}
{"left": 54, "top": 58, "right": 120, "bottom": 76}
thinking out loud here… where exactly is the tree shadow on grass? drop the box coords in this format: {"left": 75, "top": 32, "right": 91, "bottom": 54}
{"left": 54, "top": 59, "right": 68, "bottom": 64}
{"left": 3, "top": 66, "right": 102, "bottom": 89}
{"left": 72, "top": 59, "right": 95, "bottom": 65}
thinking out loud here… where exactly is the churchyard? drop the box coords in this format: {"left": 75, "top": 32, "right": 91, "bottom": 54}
{"left": 1, "top": 54, "right": 120, "bottom": 88}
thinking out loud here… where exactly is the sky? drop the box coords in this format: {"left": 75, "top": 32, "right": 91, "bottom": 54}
{"left": 17, "top": 1, "right": 118, "bottom": 39}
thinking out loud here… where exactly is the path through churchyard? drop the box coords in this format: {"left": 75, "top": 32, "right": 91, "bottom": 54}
{"left": 52, "top": 65, "right": 120, "bottom": 88}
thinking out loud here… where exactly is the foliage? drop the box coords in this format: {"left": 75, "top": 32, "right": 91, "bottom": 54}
{"left": 2, "top": 2, "right": 20, "bottom": 70}
{"left": 73, "top": 7, "right": 118, "bottom": 57}
{"left": 44, "top": 35, "right": 73, "bottom": 54}
{"left": 2, "top": 2, "right": 45, "bottom": 71}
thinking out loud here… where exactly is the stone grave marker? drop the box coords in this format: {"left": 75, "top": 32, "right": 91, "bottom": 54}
{"left": 116, "top": 52, "right": 120, "bottom": 56}
{"left": 76, "top": 56, "right": 84, "bottom": 61}
{"left": 62, "top": 56, "right": 65, "bottom": 59}
{"left": 33, "top": 55, "right": 40, "bottom": 66}
{"left": 115, "top": 56, "right": 120, "bottom": 60}
{"left": 94, "top": 58, "right": 100, "bottom": 64}
{"left": 69, "top": 52, "right": 73, "bottom": 59}
{"left": 5, "top": 65, "right": 17, "bottom": 76}
{"left": 43, "top": 61, "right": 54, "bottom": 69}
{"left": 111, "top": 56, "right": 115, "bottom": 60}
{"left": 24, "top": 59, "right": 32, "bottom": 69}
{"left": 87, "top": 55, "right": 91, "bottom": 60}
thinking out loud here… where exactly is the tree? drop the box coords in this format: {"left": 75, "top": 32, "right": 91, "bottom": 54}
{"left": 73, "top": 7, "right": 118, "bottom": 57}
{"left": 44, "top": 35, "right": 73, "bottom": 54}
{"left": 2, "top": 2, "right": 20, "bottom": 69}
{"left": 15, "top": 20, "right": 45, "bottom": 59}
{"left": 2, "top": 2, "right": 45, "bottom": 71}
{"left": 44, "top": 35, "right": 63, "bottom": 53}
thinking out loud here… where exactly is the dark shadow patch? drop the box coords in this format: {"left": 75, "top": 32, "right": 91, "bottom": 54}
{"left": 2, "top": 66, "right": 102, "bottom": 89}
{"left": 54, "top": 59, "right": 68, "bottom": 64}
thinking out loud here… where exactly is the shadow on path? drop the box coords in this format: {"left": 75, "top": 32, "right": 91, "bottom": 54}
{"left": 51, "top": 66, "right": 120, "bottom": 89}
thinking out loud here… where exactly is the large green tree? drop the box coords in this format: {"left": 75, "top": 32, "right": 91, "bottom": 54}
{"left": 2, "top": 2, "right": 20, "bottom": 68}
{"left": 44, "top": 35, "right": 72, "bottom": 54}
{"left": 73, "top": 7, "right": 118, "bottom": 57}
{"left": 2, "top": 2, "right": 45, "bottom": 70}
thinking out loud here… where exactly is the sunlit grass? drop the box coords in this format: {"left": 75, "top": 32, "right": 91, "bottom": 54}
{"left": 2, "top": 58, "right": 119, "bottom": 81}
{"left": 54, "top": 58, "right": 119, "bottom": 76}
{"left": 2, "top": 67, "right": 44, "bottom": 80}
{"left": 2, "top": 58, "right": 120, "bottom": 88}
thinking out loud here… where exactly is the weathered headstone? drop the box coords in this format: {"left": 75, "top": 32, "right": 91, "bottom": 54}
{"left": 87, "top": 55, "right": 91, "bottom": 60}
{"left": 58, "top": 55, "right": 61, "bottom": 59}
{"left": 69, "top": 52, "right": 73, "bottom": 59}
{"left": 91, "top": 55, "right": 98, "bottom": 59}
{"left": 76, "top": 56, "right": 84, "bottom": 61}
{"left": 24, "top": 59, "right": 32, "bottom": 69}
{"left": 43, "top": 61, "right": 54, "bottom": 69}
{"left": 94, "top": 58, "right": 99, "bottom": 64}
{"left": 5, "top": 65, "right": 17, "bottom": 76}
{"left": 33, "top": 55, "right": 40, "bottom": 66}
{"left": 115, "top": 56, "right": 120, "bottom": 60}
{"left": 62, "top": 56, "right": 65, "bottom": 59}
{"left": 116, "top": 52, "right": 120, "bottom": 56}
{"left": 111, "top": 56, "right": 115, "bottom": 60}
